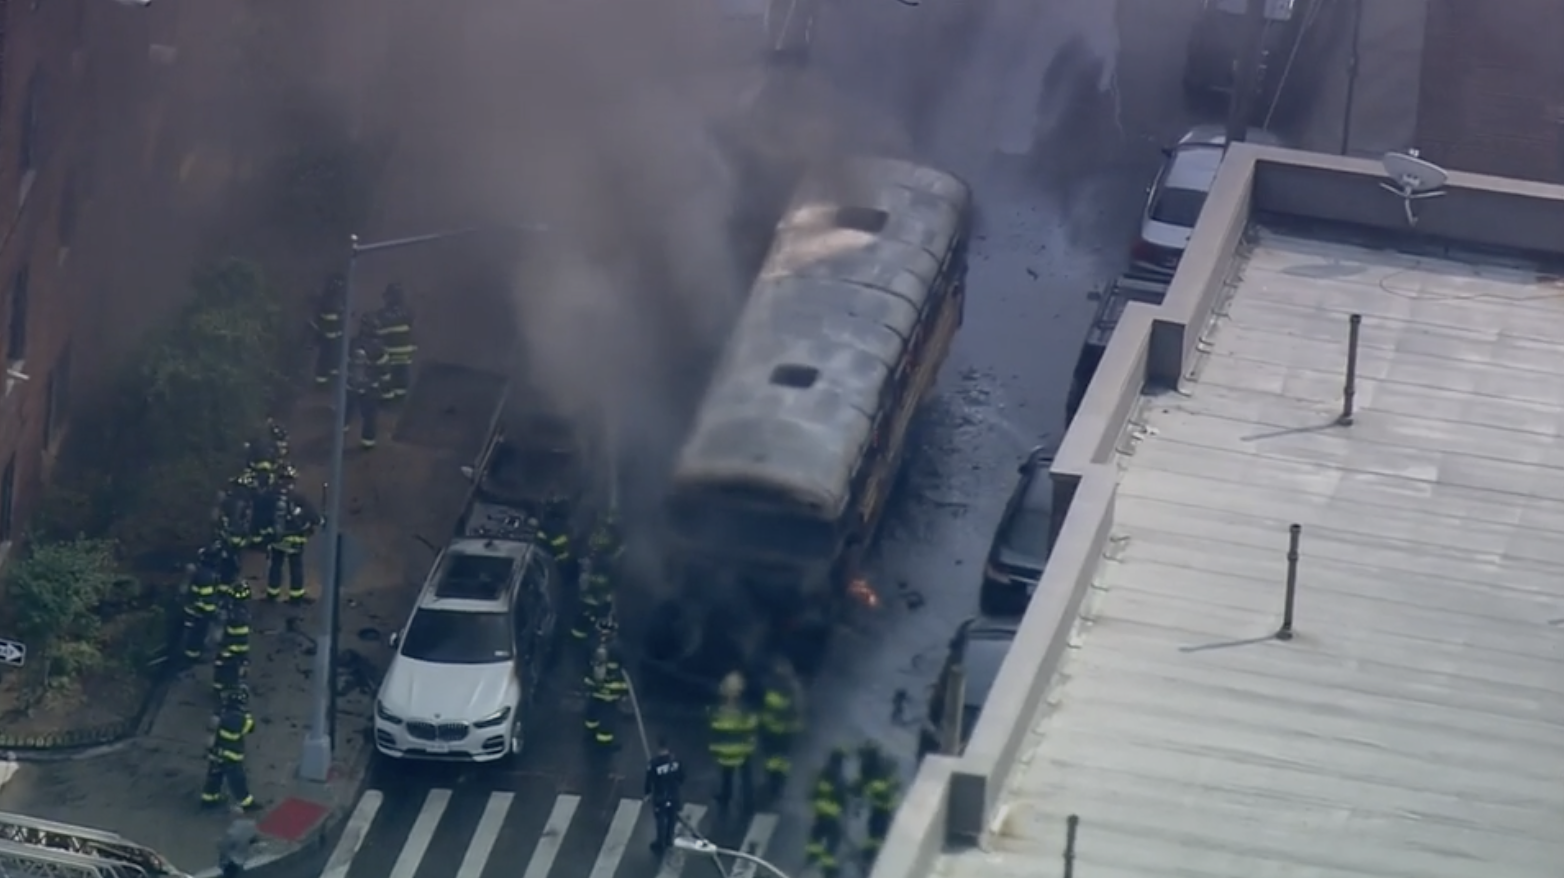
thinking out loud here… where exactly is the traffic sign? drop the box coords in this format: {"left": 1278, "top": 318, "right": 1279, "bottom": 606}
{"left": 0, "top": 638, "right": 25, "bottom": 667}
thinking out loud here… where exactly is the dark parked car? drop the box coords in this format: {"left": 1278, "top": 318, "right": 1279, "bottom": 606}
{"left": 918, "top": 617, "right": 1019, "bottom": 758}
{"left": 1129, "top": 125, "right": 1284, "bottom": 283}
{"left": 980, "top": 447, "right": 1057, "bottom": 616}
{"left": 1183, "top": 0, "right": 1313, "bottom": 108}
{"left": 1067, "top": 275, "right": 1171, "bottom": 422}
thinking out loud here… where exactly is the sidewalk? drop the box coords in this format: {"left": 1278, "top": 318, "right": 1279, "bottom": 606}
{"left": 0, "top": 392, "right": 475, "bottom": 875}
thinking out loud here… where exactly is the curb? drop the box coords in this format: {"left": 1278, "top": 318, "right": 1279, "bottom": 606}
{"left": 191, "top": 736, "right": 377, "bottom": 878}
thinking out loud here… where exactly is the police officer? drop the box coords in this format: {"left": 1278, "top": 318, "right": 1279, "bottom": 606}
{"left": 583, "top": 623, "right": 628, "bottom": 750}
{"left": 571, "top": 558, "right": 613, "bottom": 642}
{"left": 180, "top": 553, "right": 221, "bottom": 664}
{"left": 758, "top": 659, "right": 802, "bottom": 803}
{"left": 266, "top": 471, "right": 321, "bottom": 603}
{"left": 218, "top": 600, "right": 251, "bottom": 666}
{"left": 805, "top": 749, "right": 849, "bottom": 878}
{"left": 644, "top": 738, "right": 684, "bottom": 855}
{"left": 312, "top": 274, "right": 346, "bottom": 386}
{"left": 201, "top": 687, "right": 260, "bottom": 811}
{"left": 375, "top": 284, "right": 416, "bottom": 400}
{"left": 859, "top": 746, "right": 900, "bottom": 869}
{"left": 709, "top": 671, "right": 757, "bottom": 811}
{"left": 345, "top": 346, "right": 381, "bottom": 449}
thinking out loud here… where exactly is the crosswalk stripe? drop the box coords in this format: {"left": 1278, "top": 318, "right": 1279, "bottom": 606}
{"left": 657, "top": 803, "right": 708, "bottom": 878}
{"left": 522, "top": 794, "right": 581, "bottom": 878}
{"left": 588, "top": 798, "right": 643, "bottom": 878}
{"left": 730, "top": 813, "right": 780, "bottom": 878}
{"left": 320, "top": 790, "right": 383, "bottom": 878}
{"left": 455, "top": 792, "right": 513, "bottom": 878}
{"left": 389, "top": 788, "right": 451, "bottom": 878}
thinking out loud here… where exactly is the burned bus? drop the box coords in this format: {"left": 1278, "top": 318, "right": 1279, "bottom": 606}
{"left": 654, "top": 156, "right": 972, "bottom": 676}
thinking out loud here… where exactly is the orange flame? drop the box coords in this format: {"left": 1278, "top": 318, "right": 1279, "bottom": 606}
{"left": 849, "top": 577, "right": 881, "bottom": 609}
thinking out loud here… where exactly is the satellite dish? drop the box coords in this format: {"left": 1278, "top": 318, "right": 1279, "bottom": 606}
{"left": 1379, "top": 150, "right": 1448, "bottom": 227}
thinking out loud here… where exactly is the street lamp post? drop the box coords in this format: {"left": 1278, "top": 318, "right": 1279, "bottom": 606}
{"left": 673, "top": 837, "right": 794, "bottom": 878}
{"left": 298, "top": 226, "right": 488, "bottom": 783}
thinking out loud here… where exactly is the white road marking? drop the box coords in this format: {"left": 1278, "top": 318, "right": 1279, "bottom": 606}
{"left": 522, "top": 793, "right": 581, "bottom": 878}
{"left": 657, "top": 803, "right": 708, "bottom": 878}
{"left": 320, "top": 790, "right": 384, "bottom": 878}
{"left": 588, "top": 798, "right": 643, "bottom": 878}
{"left": 388, "top": 788, "right": 451, "bottom": 878}
{"left": 729, "top": 813, "right": 780, "bottom": 878}
{"left": 455, "top": 791, "right": 514, "bottom": 878}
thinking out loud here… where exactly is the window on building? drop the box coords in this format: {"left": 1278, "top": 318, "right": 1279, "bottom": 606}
{"left": 0, "top": 455, "right": 15, "bottom": 543}
{"left": 59, "top": 169, "right": 78, "bottom": 248}
{"left": 45, "top": 342, "right": 71, "bottom": 447}
{"left": 21, "top": 67, "right": 43, "bottom": 174}
{"left": 8, "top": 266, "right": 29, "bottom": 364}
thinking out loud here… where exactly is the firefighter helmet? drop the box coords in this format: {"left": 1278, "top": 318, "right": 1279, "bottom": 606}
{"left": 719, "top": 671, "right": 745, "bottom": 701}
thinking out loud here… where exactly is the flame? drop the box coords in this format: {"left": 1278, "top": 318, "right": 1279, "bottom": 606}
{"left": 849, "top": 577, "right": 881, "bottom": 609}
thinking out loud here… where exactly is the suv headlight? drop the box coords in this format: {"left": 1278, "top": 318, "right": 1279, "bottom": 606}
{"left": 474, "top": 706, "right": 512, "bottom": 729}
{"left": 375, "top": 700, "right": 403, "bottom": 724}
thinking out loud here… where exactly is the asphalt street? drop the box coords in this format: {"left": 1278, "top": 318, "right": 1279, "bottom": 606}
{"left": 281, "top": 2, "right": 1229, "bottom": 877}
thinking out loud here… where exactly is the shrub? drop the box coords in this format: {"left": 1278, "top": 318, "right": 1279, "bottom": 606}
{"left": 5, "top": 539, "right": 121, "bottom": 682}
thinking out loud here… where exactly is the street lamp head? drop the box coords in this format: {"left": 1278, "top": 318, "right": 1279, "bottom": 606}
{"left": 673, "top": 837, "right": 719, "bottom": 855}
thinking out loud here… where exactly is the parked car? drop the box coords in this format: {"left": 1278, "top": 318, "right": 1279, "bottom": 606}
{"left": 1066, "top": 275, "right": 1171, "bottom": 422}
{"left": 1129, "top": 124, "right": 1284, "bottom": 282}
{"left": 1183, "top": 0, "right": 1313, "bottom": 108}
{"left": 374, "top": 538, "right": 559, "bottom": 763}
{"left": 980, "top": 446, "right": 1057, "bottom": 616}
{"left": 918, "top": 617, "right": 1019, "bottom": 758}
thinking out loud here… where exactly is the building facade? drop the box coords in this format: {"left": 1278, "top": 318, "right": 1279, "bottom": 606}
{"left": 0, "top": 0, "right": 89, "bottom": 553}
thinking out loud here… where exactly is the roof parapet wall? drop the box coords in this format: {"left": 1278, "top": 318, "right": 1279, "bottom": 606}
{"left": 870, "top": 144, "right": 1564, "bottom": 878}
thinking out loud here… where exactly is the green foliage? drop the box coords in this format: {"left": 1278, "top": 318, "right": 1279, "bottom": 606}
{"left": 6, "top": 539, "right": 120, "bottom": 679}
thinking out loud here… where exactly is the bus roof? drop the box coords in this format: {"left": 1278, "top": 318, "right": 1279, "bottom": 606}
{"left": 673, "top": 157, "right": 971, "bottom": 519}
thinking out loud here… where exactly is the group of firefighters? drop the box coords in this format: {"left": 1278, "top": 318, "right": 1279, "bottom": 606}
{"left": 311, "top": 274, "right": 418, "bottom": 449}
{"left": 176, "top": 419, "right": 323, "bottom": 812}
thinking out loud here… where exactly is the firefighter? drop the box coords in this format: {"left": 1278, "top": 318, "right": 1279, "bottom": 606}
{"left": 345, "top": 346, "right": 381, "bottom": 449}
{"left": 266, "top": 471, "right": 321, "bottom": 603}
{"left": 375, "top": 283, "right": 416, "bottom": 400}
{"left": 644, "top": 738, "right": 684, "bottom": 855}
{"left": 805, "top": 749, "right": 849, "bottom": 878}
{"left": 571, "top": 557, "right": 613, "bottom": 642}
{"left": 709, "top": 671, "right": 757, "bottom": 811}
{"left": 312, "top": 274, "right": 346, "bottom": 386}
{"left": 203, "top": 541, "right": 250, "bottom": 608}
{"left": 201, "top": 687, "right": 259, "bottom": 811}
{"left": 758, "top": 659, "right": 803, "bottom": 803}
{"left": 214, "top": 482, "right": 255, "bottom": 557}
{"left": 588, "top": 512, "right": 623, "bottom": 571}
{"left": 218, "top": 600, "right": 251, "bottom": 666}
{"left": 583, "top": 621, "right": 628, "bottom": 750}
{"left": 212, "top": 649, "right": 248, "bottom": 703}
{"left": 180, "top": 553, "right": 222, "bottom": 664}
{"left": 241, "top": 444, "right": 283, "bottom": 553}
{"left": 859, "top": 746, "right": 900, "bottom": 869}
{"left": 266, "top": 418, "right": 290, "bottom": 460}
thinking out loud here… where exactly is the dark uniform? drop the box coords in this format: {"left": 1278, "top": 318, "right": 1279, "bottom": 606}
{"left": 312, "top": 274, "right": 347, "bottom": 386}
{"left": 584, "top": 638, "right": 628, "bottom": 749}
{"left": 214, "top": 485, "right": 255, "bottom": 557}
{"left": 203, "top": 541, "right": 250, "bottom": 608}
{"left": 758, "top": 668, "right": 802, "bottom": 802}
{"left": 709, "top": 674, "right": 757, "bottom": 811}
{"left": 201, "top": 691, "right": 259, "bottom": 810}
{"left": 345, "top": 343, "right": 382, "bottom": 449}
{"left": 571, "top": 558, "right": 613, "bottom": 642}
{"left": 644, "top": 742, "right": 685, "bottom": 854}
{"left": 241, "top": 443, "right": 284, "bottom": 552}
{"left": 213, "top": 649, "right": 248, "bottom": 703}
{"left": 587, "top": 514, "right": 623, "bottom": 571}
{"left": 375, "top": 284, "right": 416, "bottom": 400}
{"left": 266, "top": 480, "right": 321, "bottom": 603}
{"left": 218, "top": 600, "right": 251, "bottom": 665}
{"left": 266, "top": 418, "right": 290, "bottom": 460}
{"left": 859, "top": 748, "right": 900, "bottom": 869}
{"left": 180, "top": 556, "right": 221, "bottom": 663}
{"left": 805, "top": 750, "right": 849, "bottom": 878}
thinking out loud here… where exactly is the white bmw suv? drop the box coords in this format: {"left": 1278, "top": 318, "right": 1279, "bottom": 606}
{"left": 374, "top": 537, "right": 557, "bottom": 762}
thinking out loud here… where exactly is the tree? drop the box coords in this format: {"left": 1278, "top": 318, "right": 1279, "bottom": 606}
{"left": 5, "top": 539, "right": 121, "bottom": 682}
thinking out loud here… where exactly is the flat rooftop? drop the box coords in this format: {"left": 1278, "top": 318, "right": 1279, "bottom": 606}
{"left": 946, "top": 232, "right": 1564, "bottom": 877}
{"left": 873, "top": 149, "right": 1564, "bottom": 878}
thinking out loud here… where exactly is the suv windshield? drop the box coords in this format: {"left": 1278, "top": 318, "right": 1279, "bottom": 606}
{"left": 400, "top": 609, "right": 513, "bottom": 664}
{"left": 1150, "top": 186, "right": 1209, "bottom": 227}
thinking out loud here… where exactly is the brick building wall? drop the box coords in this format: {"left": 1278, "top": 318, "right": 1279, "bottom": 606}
{"left": 1416, "top": 0, "right": 1564, "bottom": 184}
{"left": 0, "top": 0, "right": 91, "bottom": 555}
